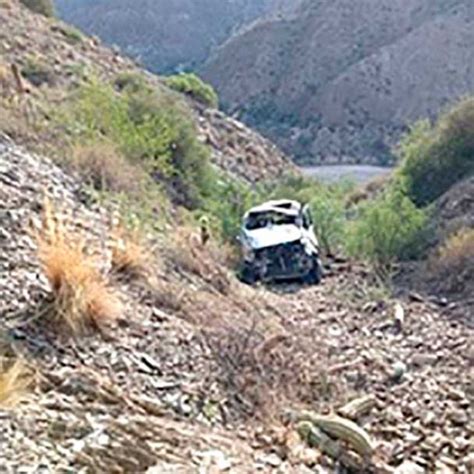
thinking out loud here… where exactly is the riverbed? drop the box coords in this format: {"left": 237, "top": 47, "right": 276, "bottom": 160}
{"left": 302, "top": 165, "right": 392, "bottom": 185}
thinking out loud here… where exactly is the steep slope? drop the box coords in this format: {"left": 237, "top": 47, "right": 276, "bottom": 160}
{"left": 1, "top": 3, "right": 473, "bottom": 472}
{"left": 1, "top": 134, "right": 472, "bottom": 472}
{"left": 0, "top": 1, "right": 294, "bottom": 185}
{"left": 399, "top": 176, "right": 474, "bottom": 305}
{"left": 202, "top": 0, "right": 474, "bottom": 165}
{"left": 54, "top": 0, "right": 299, "bottom": 74}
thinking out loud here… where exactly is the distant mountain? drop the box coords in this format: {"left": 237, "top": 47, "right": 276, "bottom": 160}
{"left": 201, "top": 0, "right": 474, "bottom": 165}
{"left": 54, "top": 0, "right": 298, "bottom": 74}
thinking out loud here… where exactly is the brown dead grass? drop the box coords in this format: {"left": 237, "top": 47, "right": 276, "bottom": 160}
{"left": 0, "top": 356, "right": 32, "bottom": 408}
{"left": 110, "top": 225, "right": 151, "bottom": 279}
{"left": 69, "top": 142, "right": 147, "bottom": 196}
{"left": 429, "top": 227, "right": 474, "bottom": 295}
{"left": 437, "top": 228, "right": 474, "bottom": 264}
{"left": 199, "top": 319, "right": 331, "bottom": 422}
{"left": 36, "top": 199, "right": 121, "bottom": 334}
{"left": 166, "top": 226, "right": 232, "bottom": 296}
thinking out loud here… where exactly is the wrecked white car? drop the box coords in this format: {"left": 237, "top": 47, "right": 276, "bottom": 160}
{"left": 238, "top": 199, "right": 323, "bottom": 284}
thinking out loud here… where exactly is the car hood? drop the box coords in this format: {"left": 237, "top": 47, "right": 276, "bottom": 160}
{"left": 243, "top": 225, "right": 304, "bottom": 250}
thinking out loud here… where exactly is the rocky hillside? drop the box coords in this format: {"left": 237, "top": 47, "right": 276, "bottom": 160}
{"left": 1, "top": 3, "right": 473, "bottom": 473}
{"left": 54, "top": 0, "right": 299, "bottom": 74}
{"left": 1, "top": 133, "right": 473, "bottom": 472}
{"left": 0, "top": 0, "right": 294, "bottom": 185}
{"left": 201, "top": 0, "right": 474, "bottom": 165}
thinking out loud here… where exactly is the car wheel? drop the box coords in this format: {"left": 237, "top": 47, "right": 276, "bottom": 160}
{"left": 305, "top": 257, "right": 323, "bottom": 285}
{"left": 240, "top": 263, "right": 258, "bottom": 285}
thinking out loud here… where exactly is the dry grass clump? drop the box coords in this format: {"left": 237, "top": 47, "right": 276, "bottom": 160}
{"left": 166, "top": 226, "right": 232, "bottom": 295}
{"left": 200, "top": 320, "right": 329, "bottom": 422}
{"left": 36, "top": 199, "right": 121, "bottom": 334}
{"left": 148, "top": 278, "right": 188, "bottom": 315}
{"left": 110, "top": 225, "right": 151, "bottom": 279}
{"left": 437, "top": 228, "right": 474, "bottom": 264}
{"left": 0, "top": 360, "right": 31, "bottom": 408}
{"left": 429, "top": 228, "right": 474, "bottom": 295}
{"left": 69, "top": 142, "right": 147, "bottom": 196}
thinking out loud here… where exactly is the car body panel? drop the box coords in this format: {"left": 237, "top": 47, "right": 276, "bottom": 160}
{"left": 239, "top": 199, "right": 321, "bottom": 283}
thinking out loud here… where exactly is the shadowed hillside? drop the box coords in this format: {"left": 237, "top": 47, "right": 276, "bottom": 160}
{"left": 54, "top": 0, "right": 299, "bottom": 73}
{"left": 202, "top": 0, "right": 474, "bottom": 165}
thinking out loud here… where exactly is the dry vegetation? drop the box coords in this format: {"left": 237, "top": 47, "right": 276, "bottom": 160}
{"left": 165, "top": 226, "right": 233, "bottom": 296}
{"left": 429, "top": 227, "right": 474, "bottom": 294}
{"left": 199, "top": 321, "right": 328, "bottom": 422}
{"left": 156, "top": 226, "right": 331, "bottom": 421}
{"left": 69, "top": 142, "right": 147, "bottom": 196}
{"left": 36, "top": 199, "right": 121, "bottom": 334}
{"left": 110, "top": 224, "right": 151, "bottom": 279}
{"left": 0, "top": 357, "right": 32, "bottom": 408}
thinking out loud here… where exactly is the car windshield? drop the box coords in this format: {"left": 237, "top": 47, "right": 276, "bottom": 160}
{"left": 245, "top": 211, "right": 297, "bottom": 230}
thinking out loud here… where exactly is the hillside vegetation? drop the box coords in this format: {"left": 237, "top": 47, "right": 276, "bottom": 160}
{"left": 398, "top": 98, "right": 474, "bottom": 206}
{"left": 0, "top": 2, "right": 473, "bottom": 472}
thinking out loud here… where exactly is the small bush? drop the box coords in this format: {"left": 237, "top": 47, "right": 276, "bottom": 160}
{"left": 19, "top": 0, "right": 54, "bottom": 16}
{"left": 60, "top": 80, "right": 213, "bottom": 209}
{"left": 345, "top": 185, "right": 427, "bottom": 274}
{"left": 114, "top": 72, "right": 148, "bottom": 94}
{"left": 110, "top": 225, "right": 151, "bottom": 279}
{"left": 164, "top": 73, "right": 218, "bottom": 108}
{"left": 200, "top": 321, "right": 329, "bottom": 421}
{"left": 429, "top": 228, "right": 474, "bottom": 294}
{"left": 398, "top": 98, "right": 474, "bottom": 206}
{"left": 36, "top": 199, "right": 121, "bottom": 334}
{"left": 309, "top": 188, "right": 346, "bottom": 255}
{"left": 0, "top": 358, "right": 31, "bottom": 408}
{"left": 69, "top": 142, "right": 147, "bottom": 196}
{"left": 438, "top": 228, "right": 474, "bottom": 263}
{"left": 204, "top": 175, "right": 259, "bottom": 242}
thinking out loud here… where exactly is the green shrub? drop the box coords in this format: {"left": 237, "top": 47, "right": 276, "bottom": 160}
{"left": 398, "top": 98, "right": 474, "bottom": 206}
{"left": 345, "top": 185, "right": 427, "bottom": 274}
{"left": 263, "top": 174, "right": 351, "bottom": 254}
{"left": 204, "top": 176, "right": 260, "bottom": 242}
{"left": 164, "top": 73, "right": 218, "bottom": 108}
{"left": 309, "top": 190, "right": 346, "bottom": 255}
{"left": 114, "top": 72, "right": 149, "bottom": 94}
{"left": 126, "top": 90, "right": 213, "bottom": 208}
{"left": 58, "top": 79, "right": 213, "bottom": 209}
{"left": 19, "top": 0, "right": 54, "bottom": 17}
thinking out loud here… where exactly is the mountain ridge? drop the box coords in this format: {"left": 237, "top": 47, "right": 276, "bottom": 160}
{"left": 54, "top": 0, "right": 299, "bottom": 74}
{"left": 201, "top": 0, "right": 474, "bottom": 164}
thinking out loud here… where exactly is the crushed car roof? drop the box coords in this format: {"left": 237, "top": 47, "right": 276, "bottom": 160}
{"left": 245, "top": 199, "right": 303, "bottom": 217}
